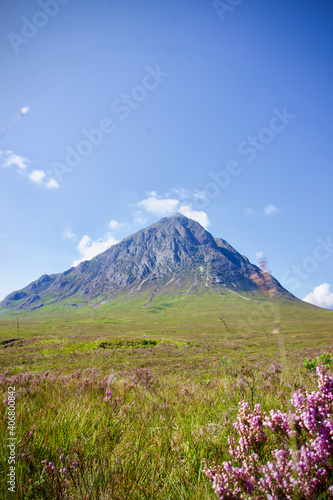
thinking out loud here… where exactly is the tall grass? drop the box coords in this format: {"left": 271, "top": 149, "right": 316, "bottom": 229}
{"left": 1, "top": 351, "right": 323, "bottom": 499}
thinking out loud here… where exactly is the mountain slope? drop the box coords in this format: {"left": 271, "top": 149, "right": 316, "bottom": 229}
{"left": 1, "top": 214, "right": 292, "bottom": 313}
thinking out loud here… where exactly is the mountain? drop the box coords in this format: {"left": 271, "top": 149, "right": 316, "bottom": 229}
{"left": 1, "top": 214, "right": 293, "bottom": 313}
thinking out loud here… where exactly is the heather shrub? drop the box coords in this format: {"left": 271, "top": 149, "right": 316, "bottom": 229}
{"left": 204, "top": 365, "right": 333, "bottom": 499}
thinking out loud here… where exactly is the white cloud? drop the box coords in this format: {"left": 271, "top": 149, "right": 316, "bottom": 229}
{"left": 303, "top": 283, "right": 333, "bottom": 309}
{"left": 62, "top": 229, "right": 77, "bottom": 242}
{"left": 72, "top": 233, "right": 118, "bottom": 267}
{"left": 264, "top": 204, "right": 278, "bottom": 216}
{"left": 147, "top": 190, "right": 158, "bottom": 197}
{"left": 1, "top": 149, "right": 61, "bottom": 189}
{"left": 137, "top": 196, "right": 179, "bottom": 216}
{"left": 109, "top": 219, "right": 122, "bottom": 230}
{"left": 134, "top": 188, "right": 210, "bottom": 228}
{"left": 256, "top": 251, "right": 264, "bottom": 260}
{"left": 2, "top": 152, "right": 29, "bottom": 170}
{"left": 136, "top": 191, "right": 210, "bottom": 228}
{"left": 178, "top": 204, "right": 210, "bottom": 229}
{"left": 29, "top": 169, "right": 46, "bottom": 184}
{"left": 245, "top": 208, "right": 255, "bottom": 216}
{"left": 46, "top": 178, "right": 60, "bottom": 189}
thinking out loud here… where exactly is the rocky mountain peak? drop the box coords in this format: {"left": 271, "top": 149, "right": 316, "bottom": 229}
{"left": 1, "top": 215, "right": 291, "bottom": 312}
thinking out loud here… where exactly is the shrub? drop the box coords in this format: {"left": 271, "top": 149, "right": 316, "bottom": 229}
{"left": 204, "top": 365, "right": 333, "bottom": 499}
{"left": 303, "top": 352, "right": 332, "bottom": 373}
{"left": 98, "top": 338, "right": 157, "bottom": 349}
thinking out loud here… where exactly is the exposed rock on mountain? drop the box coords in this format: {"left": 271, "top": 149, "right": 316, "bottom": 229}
{"left": 1, "top": 214, "right": 291, "bottom": 312}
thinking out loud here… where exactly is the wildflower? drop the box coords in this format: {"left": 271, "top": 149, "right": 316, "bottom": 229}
{"left": 42, "top": 461, "right": 56, "bottom": 472}
{"left": 204, "top": 365, "right": 333, "bottom": 499}
{"left": 130, "top": 367, "right": 154, "bottom": 388}
{"left": 104, "top": 389, "right": 113, "bottom": 403}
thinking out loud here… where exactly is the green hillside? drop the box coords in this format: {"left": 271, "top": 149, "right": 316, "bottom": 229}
{"left": 1, "top": 290, "right": 332, "bottom": 371}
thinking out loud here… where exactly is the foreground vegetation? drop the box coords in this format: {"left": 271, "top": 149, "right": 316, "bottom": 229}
{"left": 0, "top": 339, "right": 332, "bottom": 498}
{"left": 1, "top": 292, "right": 333, "bottom": 498}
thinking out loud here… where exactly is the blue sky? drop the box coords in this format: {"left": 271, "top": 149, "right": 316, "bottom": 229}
{"left": 0, "top": 0, "right": 332, "bottom": 308}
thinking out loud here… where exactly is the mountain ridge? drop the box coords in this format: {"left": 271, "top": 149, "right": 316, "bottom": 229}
{"left": 1, "top": 213, "right": 293, "bottom": 313}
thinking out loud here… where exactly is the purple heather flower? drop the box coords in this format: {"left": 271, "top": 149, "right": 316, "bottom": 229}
{"left": 204, "top": 365, "right": 333, "bottom": 499}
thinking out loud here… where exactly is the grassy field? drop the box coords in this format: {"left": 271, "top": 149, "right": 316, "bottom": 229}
{"left": 0, "top": 292, "right": 333, "bottom": 499}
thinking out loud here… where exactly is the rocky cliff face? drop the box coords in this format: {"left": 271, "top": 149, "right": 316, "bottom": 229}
{"left": 1, "top": 214, "right": 290, "bottom": 311}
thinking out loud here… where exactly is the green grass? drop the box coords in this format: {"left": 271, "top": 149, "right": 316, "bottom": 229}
{"left": 0, "top": 292, "right": 332, "bottom": 498}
